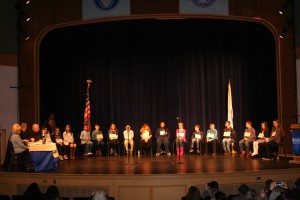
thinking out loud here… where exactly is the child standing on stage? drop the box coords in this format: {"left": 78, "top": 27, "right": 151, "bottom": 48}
{"left": 189, "top": 124, "right": 204, "bottom": 154}
{"left": 63, "top": 124, "right": 76, "bottom": 159}
{"left": 175, "top": 122, "right": 186, "bottom": 156}
{"left": 91, "top": 124, "right": 104, "bottom": 156}
{"left": 222, "top": 121, "right": 236, "bottom": 155}
{"left": 108, "top": 123, "right": 119, "bottom": 156}
{"left": 205, "top": 123, "right": 218, "bottom": 155}
{"left": 123, "top": 124, "right": 134, "bottom": 155}
{"left": 80, "top": 124, "right": 93, "bottom": 156}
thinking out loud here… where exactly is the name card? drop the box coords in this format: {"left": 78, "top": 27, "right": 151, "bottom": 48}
{"left": 160, "top": 131, "right": 166, "bottom": 135}
{"left": 143, "top": 132, "right": 150, "bottom": 137}
{"left": 195, "top": 134, "right": 201, "bottom": 139}
{"left": 258, "top": 133, "right": 264, "bottom": 138}
{"left": 97, "top": 134, "right": 103, "bottom": 139}
{"left": 207, "top": 133, "right": 214, "bottom": 138}
{"left": 244, "top": 132, "right": 251, "bottom": 137}
{"left": 177, "top": 132, "right": 184, "bottom": 137}
{"left": 271, "top": 132, "right": 276, "bottom": 137}
{"left": 223, "top": 132, "right": 231, "bottom": 137}
{"left": 110, "top": 134, "right": 118, "bottom": 139}
{"left": 56, "top": 139, "right": 63, "bottom": 143}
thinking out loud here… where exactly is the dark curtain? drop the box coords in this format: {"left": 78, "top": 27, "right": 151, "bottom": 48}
{"left": 40, "top": 18, "right": 277, "bottom": 148}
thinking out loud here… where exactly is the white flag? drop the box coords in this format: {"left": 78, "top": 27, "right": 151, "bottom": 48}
{"left": 227, "top": 80, "right": 233, "bottom": 128}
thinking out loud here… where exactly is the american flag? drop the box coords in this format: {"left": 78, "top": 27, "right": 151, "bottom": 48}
{"left": 84, "top": 80, "right": 92, "bottom": 132}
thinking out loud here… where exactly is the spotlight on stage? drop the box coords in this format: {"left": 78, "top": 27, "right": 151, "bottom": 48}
{"left": 279, "top": 1, "right": 289, "bottom": 14}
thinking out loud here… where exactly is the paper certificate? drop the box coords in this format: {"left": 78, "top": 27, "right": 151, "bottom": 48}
{"left": 110, "top": 134, "right": 118, "bottom": 139}
{"left": 160, "top": 131, "right": 166, "bottom": 135}
{"left": 258, "top": 133, "right": 264, "bottom": 138}
{"left": 244, "top": 132, "right": 251, "bottom": 137}
{"left": 143, "top": 132, "right": 150, "bottom": 137}
{"left": 97, "top": 134, "right": 103, "bottom": 139}
{"left": 207, "top": 133, "right": 214, "bottom": 138}
{"left": 195, "top": 134, "right": 201, "bottom": 139}
{"left": 223, "top": 132, "right": 231, "bottom": 137}
{"left": 271, "top": 132, "right": 276, "bottom": 137}
{"left": 178, "top": 132, "right": 184, "bottom": 137}
{"left": 56, "top": 139, "right": 63, "bottom": 143}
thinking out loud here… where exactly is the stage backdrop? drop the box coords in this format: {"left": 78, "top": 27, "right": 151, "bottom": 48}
{"left": 40, "top": 18, "right": 277, "bottom": 149}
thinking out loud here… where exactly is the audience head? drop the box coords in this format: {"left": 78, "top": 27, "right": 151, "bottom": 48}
{"left": 32, "top": 124, "right": 40, "bottom": 133}
{"left": 247, "top": 188, "right": 257, "bottom": 200}
{"left": 46, "top": 185, "right": 60, "bottom": 199}
{"left": 92, "top": 188, "right": 108, "bottom": 200}
{"left": 21, "top": 123, "right": 27, "bottom": 131}
{"left": 186, "top": 186, "right": 202, "bottom": 200}
{"left": 215, "top": 191, "right": 226, "bottom": 200}
{"left": 207, "top": 181, "right": 219, "bottom": 191}
{"left": 12, "top": 123, "right": 21, "bottom": 134}
{"left": 265, "top": 179, "right": 273, "bottom": 191}
{"left": 24, "top": 182, "right": 42, "bottom": 199}
{"left": 238, "top": 184, "right": 249, "bottom": 195}
{"left": 294, "top": 178, "right": 300, "bottom": 189}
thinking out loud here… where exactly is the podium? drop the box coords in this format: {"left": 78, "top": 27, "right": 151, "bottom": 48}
{"left": 289, "top": 124, "right": 300, "bottom": 164}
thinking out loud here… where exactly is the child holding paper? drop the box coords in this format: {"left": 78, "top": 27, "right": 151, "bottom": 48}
{"left": 205, "top": 123, "right": 218, "bottom": 155}
{"left": 80, "top": 124, "right": 93, "bottom": 156}
{"left": 53, "top": 127, "right": 68, "bottom": 160}
{"left": 140, "top": 123, "right": 152, "bottom": 155}
{"left": 251, "top": 122, "right": 269, "bottom": 157}
{"left": 108, "top": 123, "right": 119, "bottom": 156}
{"left": 92, "top": 124, "right": 104, "bottom": 156}
{"left": 123, "top": 124, "right": 134, "bottom": 155}
{"left": 222, "top": 121, "right": 236, "bottom": 155}
{"left": 63, "top": 124, "right": 77, "bottom": 160}
{"left": 175, "top": 122, "right": 186, "bottom": 156}
{"left": 156, "top": 121, "right": 171, "bottom": 155}
{"left": 239, "top": 120, "right": 256, "bottom": 157}
{"left": 189, "top": 124, "right": 204, "bottom": 154}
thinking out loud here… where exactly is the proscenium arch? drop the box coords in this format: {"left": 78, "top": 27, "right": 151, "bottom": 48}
{"left": 34, "top": 14, "right": 281, "bottom": 124}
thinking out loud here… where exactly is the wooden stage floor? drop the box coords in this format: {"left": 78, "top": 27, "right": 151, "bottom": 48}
{"left": 48, "top": 154, "right": 298, "bottom": 175}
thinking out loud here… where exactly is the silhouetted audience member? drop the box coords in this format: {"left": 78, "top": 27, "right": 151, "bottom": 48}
{"left": 203, "top": 181, "right": 219, "bottom": 200}
{"left": 89, "top": 188, "right": 115, "bottom": 200}
{"left": 46, "top": 185, "right": 61, "bottom": 200}
{"left": 267, "top": 181, "right": 290, "bottom": 200}
{"left": 182, "top": 186, "right": 203, "bottom": 200}
{"left": 215, "top": 191, "right": 226, "bottom": 200}
{"left": 290, "top": 178, "right": 300, "bottom": 200}
{"left": 23, "top": 182, "right": 45, "bottom": 200}
{"left": 232, "top": 184, "right": 249, "bottom": 200}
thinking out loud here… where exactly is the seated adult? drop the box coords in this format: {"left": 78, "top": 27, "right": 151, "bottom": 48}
{"left": 28, "top": 124, "right": 42, "bottom": 142}
{"left": 290, "top": 178, "right": 300, "bottom": 199}
{"left": 232, "top": 184, "right": 249, "bottom": 200}
{"left": 222, "top": 121, "right": 236, "bottom": 155}
{"left": 20, "top": 122, "right": 30, "bottom": 143}
{"left": 10, "top": 123, "right": 30, "bottom": 167}
{"left": 239, "top": 120, "right": 256, "bottom": 158}
{"left": 189, "top": 124, "right": 204, "bottom": 154}
{"left": 156, "top": 121, "right": 171, "bottom": 156}
{"left": 205, "top": 123, "right": 218, "bottom": 155}
{"left": 181, "top": 186, "right": 202, "bottom": 200}
{"left": 260, "top": 120, "right": 283, "bottom": 160}
{"left": 203, "top": 181, "right": 219, "bottom": 199}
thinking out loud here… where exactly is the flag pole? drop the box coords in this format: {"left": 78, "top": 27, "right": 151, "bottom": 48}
{"left": 85, "top": 80, "right": 92, "bottom": 133}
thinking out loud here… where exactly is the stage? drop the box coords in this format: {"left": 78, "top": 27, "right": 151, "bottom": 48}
{"left": 1, "top": 154, "right": 300, "bottom": 200}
